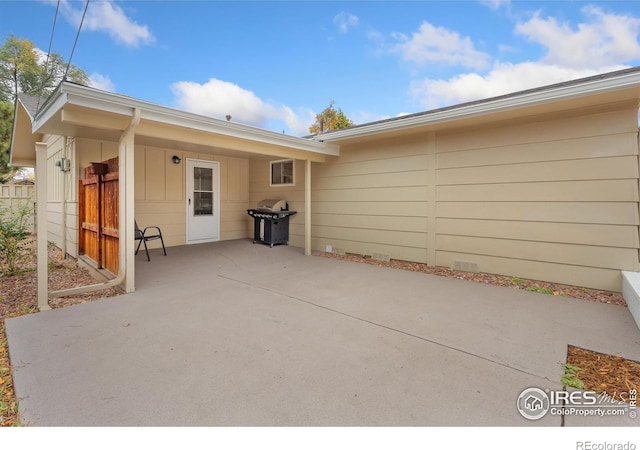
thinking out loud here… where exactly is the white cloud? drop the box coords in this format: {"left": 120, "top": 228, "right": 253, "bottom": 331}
{"left": 515, "top": 6, "right": 640, "bottom": 69}
{"left": 404, "top": 6, "right": 640, "bottom": 110}
{"left": 479, "top": 0, "right": 511, "bottom": 10}
{"left": 334, "top": 11, "right": 359, "bottom": 33}
{"left": 55, "top": 0, "right": 154, "bottom": 48}
{"left": 88, "top": 73, "right": 115, "bottom": 92}
{"left": 392, "top": 21, "right": 490, "bottom": 69}
{"left": 171, "top": 78, "right": 314, "bottom": 136}
{"left": 410, "top": 62, "right": 625, "bottom": 109}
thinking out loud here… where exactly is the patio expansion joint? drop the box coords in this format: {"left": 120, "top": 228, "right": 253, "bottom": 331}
{"left": 217, "top": 273, "right": 555, "bottom": 385}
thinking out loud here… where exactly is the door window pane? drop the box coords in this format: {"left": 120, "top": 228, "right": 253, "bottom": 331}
{"left": 193, "top": 166, "right": 214, "bottom": 216}
{"left": 194, "top": 192, "right": 213, "bottom": 216}
{"left": 194, "top": 167, "right": 213, "bottom": 191}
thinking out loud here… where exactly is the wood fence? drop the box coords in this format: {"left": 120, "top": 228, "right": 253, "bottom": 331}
{"left": 0, "top": 184, "right": 35, "bottom": 233}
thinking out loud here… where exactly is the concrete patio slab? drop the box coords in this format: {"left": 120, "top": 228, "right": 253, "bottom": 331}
{"left": 6, "top": 240, "right": 640, "bottom": 426}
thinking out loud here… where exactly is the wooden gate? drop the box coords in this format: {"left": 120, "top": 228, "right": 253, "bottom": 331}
{"left": 78, "top": 157, "right": 119, "bottom": 275}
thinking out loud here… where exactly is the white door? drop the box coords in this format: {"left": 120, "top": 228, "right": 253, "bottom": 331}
{"left": 186, "top": 159, "right": 220, "bottom": 243}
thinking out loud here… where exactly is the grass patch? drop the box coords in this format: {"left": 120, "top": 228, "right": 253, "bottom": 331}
{"left": 561, "top": 362, "right": 586, "bottom": 390}
{"left": 526, "top": 286, "right": 555, "bottom": 295}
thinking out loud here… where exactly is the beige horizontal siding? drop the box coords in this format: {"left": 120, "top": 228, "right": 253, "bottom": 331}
{"left": 437, "top": 234, "right": 637, "bottom": 271}
{"left": 312, "top": 214, "right": 426, "bottom": 233}
{"left": 312, "top": 236, "right": 428, "bottom": 263}
{"left": 438, "top": 156, "right": 638, "bottom": 185}
{"left": 313, "top": 225, "right": 427, "bottom": 248}
{"left": 437, "top": 133, "right": 638, "bottom": 169}
{"left": 436, "top": 103, "right": 638, "bottom": 152}
{"left": 314, "top": 155, "right": 427, "bottom": 177}
{"left": 312, "top": 186, "right": 428, "bottom": 202}
{"left": 436, "top": 251, "right": 622, "bottom": 291}
{"left": 309, "top": 140, "right": 429, "bottom": 260}
{"left": 251, "top": 104, "right": 640, "bottom": 291}
{"left": 437, "top": 218, "right": 638, "bottom": 248}
{"left": 437, "top": 179, "right": 639, "bottom": 202}
{"left": 313, "top": 201, "right": 428, "bottom": 217}
{"left": 313, "top": 170, "right": 426, "bottom": 190}
{"left": 438, "top": 202, "right": 639, "bottom": 225}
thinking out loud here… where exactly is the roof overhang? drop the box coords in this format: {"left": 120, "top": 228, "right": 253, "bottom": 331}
{"left": 10, "top": 98, "right": 41, "bottom": 166}
{"left": 15, "top": 82, "right": 340, "bottom": 164}
{"left": 312, "top": 67, "right": 640, "bottom": 145}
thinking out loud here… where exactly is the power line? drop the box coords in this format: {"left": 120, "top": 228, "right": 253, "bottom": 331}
{"left": 64, "top": 0, "right": 90, "bottom": 81}
{"left": 35, "top": 0, "right": 61, "bottom": 115}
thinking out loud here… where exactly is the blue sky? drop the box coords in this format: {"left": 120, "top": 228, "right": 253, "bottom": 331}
{"left": 2, "top": 0, "right": 640, "bottom": 135}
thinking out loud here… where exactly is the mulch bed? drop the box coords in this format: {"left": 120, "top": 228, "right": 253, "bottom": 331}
{"left": 567, "top": 345, "right": 640, "bottom": 404}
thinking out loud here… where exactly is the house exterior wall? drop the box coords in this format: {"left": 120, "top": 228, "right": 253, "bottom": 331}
{"left": 251, "top": 101, "right": 640, "bottom": 291}
{"left": 249, "top": 158, "right": 307, "bottom": 247}
{"left": 46, "top": 137, "right": 251, "bottom": 256}
{"left": 312, "top": 136, "right": 429, "bottom": 263}
{"left": 433, "top": 102, "right": 640, "bottom": 291}
{"left": 134, "top": 147, "right": 250, "bottom": 248}
{"left": 44, "top": 134, "right": 77, "bottom": 256}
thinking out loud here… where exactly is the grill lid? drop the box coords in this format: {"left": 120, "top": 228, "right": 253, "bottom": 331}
{"left": 256, "top": 199, "right": 288, "bottom": 212}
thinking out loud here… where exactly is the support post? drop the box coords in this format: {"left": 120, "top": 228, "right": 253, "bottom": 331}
{"left": 119, "top": 109, "right": 140, "bottom": 293}
{"left": 35, "top": 142, "right": 50, "bottom": 311}
{"left": 426, "top": 132, "right": 437, "bottom": 266}
{"left": 305, "top": 159, "right": 311, "bottom": 256}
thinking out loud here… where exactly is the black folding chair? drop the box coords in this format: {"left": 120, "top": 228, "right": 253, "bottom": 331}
{"left": 135, "top": 220, "right": 166, "bottom": 261}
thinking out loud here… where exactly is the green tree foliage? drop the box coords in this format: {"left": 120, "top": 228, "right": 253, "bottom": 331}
{"left": 0, "top": 34, "right": 89, "bottom": 103}
{"left": 309, "top": 100, "right": 354, "bottom": 135}
{"left": 0, "top": 34, "right": 89, "bottom": 182}
{"left": 0, "top": 101, "right": 15, "bottom": 183}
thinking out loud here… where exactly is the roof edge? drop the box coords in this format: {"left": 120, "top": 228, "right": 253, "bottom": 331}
{"left": 312, "top": 66, "right": 640, "bottom": 142}
{"left": 35, "top": 82, "right": 339, "bottom": 156}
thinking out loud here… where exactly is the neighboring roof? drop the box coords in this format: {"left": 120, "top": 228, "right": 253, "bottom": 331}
{"left": 312, "top": 65, "right": 640, "bottom": 143}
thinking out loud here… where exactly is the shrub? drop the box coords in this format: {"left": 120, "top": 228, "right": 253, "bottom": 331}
{"left": 0, "top": 200, "right": 34, "bottom": 276}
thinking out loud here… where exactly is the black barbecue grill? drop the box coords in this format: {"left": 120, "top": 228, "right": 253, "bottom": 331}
{"left": 247, "top": 199, "right": 297, "bottom": 247}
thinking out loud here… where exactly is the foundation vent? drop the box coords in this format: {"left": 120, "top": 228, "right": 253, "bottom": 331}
{"left": 373, "top": 253, "right": 390, "bottom": 262}
{"left": 453, "top": 261, "right": 478, "bottom": 272}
